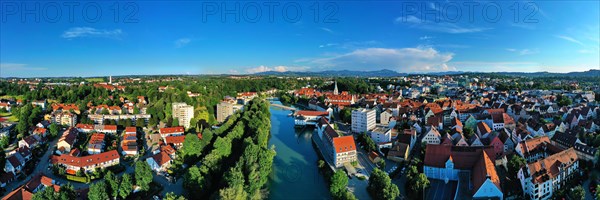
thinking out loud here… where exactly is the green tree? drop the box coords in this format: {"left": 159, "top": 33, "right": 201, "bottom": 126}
{"left": 317, "top": 160, "right": 325, "bottom": 169}
{"left": 463, "top": 127, "right": 475, "bottom": 139}
{"left": 49, "top": 123, "right": 59, "bottom": 138}
{"left": 378, "top": 159, "right": 386, "bottom": 170}
{"left": 119, "top": 173, "right": 133, "bottom": 199}
{"left": 101, "top": 108, "right": 110, "bottom": 115}
{"left": 184, "top": 166, "right": 206, "bottom": 196}
{"left": 88, "top": 181, "right": 110, "bottom": 200}
{"left": 569, "top": 185, "right": 585, "bottom": 200}
{"left": 368, "top": 168, "right": 400, "bottom": 200}
{"left": 105, "top": 171, "right": 119, "bottom": 198}
{"left": 32, "top": 187, "right": 56, "bottom": 200}
{"left": 165, "top": 192, "right": 186, "bottom": 200}
{"left": 330, "top": 170, "right": 349, "bottom": 200}
{"left": 507, "top": 154, "right": 526, "bottom": 178}
{"left": 218, "top": 184, "right": 248, "bottom": 200}
{"left": 409, "top": 173, "right": 430, "bottom": 195}
{"left": 182, "top": 133, "right": 202, "bottom": 163}
{"left": 134, "top": 161, "right": 153, "bottom": 191}
{"left": 173, "top": 117, "right": 180, "bottom": 127}
{"left": 595, "top": 185, "right": 600, "bottom": 200}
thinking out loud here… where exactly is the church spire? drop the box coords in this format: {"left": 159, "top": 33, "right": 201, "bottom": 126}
{"left": 333, "top": 80, "right": 339, "bottom": 95}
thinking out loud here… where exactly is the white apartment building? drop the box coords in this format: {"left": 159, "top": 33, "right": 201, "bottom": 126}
{"left": 369, "top": 125, "right": 392, "bottom": 144}
{"left": 352, "top": 108, "right": 376, "bottom": 133}
{"left": 217, "top": 101, "right": 234, "bottom": 123}
{"left": 518, "top": 148, "right": 579, "bottom": 200}
{"left": 172, "top": 102, "right": 194, "bottom": 129}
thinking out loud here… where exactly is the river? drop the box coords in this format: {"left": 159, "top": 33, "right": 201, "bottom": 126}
{"left": 267, "top": 101, "right": 331, "bottom": 200}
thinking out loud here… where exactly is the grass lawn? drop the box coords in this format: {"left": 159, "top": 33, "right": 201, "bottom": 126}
{"left": 0, "top": 113, "right": 11, "bottom": 117}
{"left": 85, "top": 77, "right": 105, "bottom": 82}
{"left": 7, "top": 115, "right": 18, "bottom": 122}
{"left": 0, "top": 95, "right": 24, "bottom": 100}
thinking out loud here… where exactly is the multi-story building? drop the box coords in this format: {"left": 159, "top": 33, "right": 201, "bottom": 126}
{"left": 51, "top": 150, "right": 120, "bottom": 175}
{"left": 294, "top": 110, "right": 330, "bottom": 126}
{"left": 351, "top": 108, "right": 376, "bottom": 133}
{"left": 121, "top": 127, "right": 138, "bottom": 156}
{"left": 316, "top": 118, "right": 357, "bottom": 168}
{"left": 424, "top": 145, "right": 503, "bottom": 199}
{"left": 369, "top": 125, "right": 391, "bottom": 144}
{"left": 56, "top": 128, "right": 79, "bottom": 154}
{"left": 380, "top": 109, "right": 393, "bottom": 125}
{"left": 217, "top": 101, "right": 234, "bottom": 123}
{"left": 172, "top": 102, "right": 194, "bottom": 129}
{"left": 518, "top": 148, "right": 579, "bottom": 200}
{"left": 51, "top": 111, "right": 77, "bottom": 127}
{"left": 332, "top": 136, "right": 357, "bottom": 167}
{"left": 87, "top": 133, "right": 105, "bottom": 155}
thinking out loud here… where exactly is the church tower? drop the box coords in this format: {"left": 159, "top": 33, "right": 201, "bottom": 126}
{"left": 333, "top": 80, "right": 339, "bottom": 95}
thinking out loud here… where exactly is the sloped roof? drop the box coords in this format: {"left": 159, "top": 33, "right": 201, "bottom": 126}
{"left": 527, "top": 148, "right": 578, "bottom": 184}
{"left": 471, "top": 151, "right": 501, "bottom": 195}
{"left": 332, "top": 136, "right": 356, "bottom": 153}
{"left": 151, "top": 151, "right": 172, "bottom": 166}
{"left": 424, "top": 144, "right": 496, "bottom": 169}
{"left": 160, "top": 127, "right": 184, "bottom": 135}
{"left": 51, "top": 150, "right": 119, "bottom": 168}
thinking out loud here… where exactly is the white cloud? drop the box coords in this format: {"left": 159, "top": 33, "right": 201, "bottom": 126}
{"left": 556, "top": 35, "right": 584, "bottom": 46}
{"left": 506, "top": 48, "right": 539, "bottom": 55}
{"left": 62, "top": 27, "right": 122, "bottom": 39}
{"left": 306, "top": 47, "right": 455, "bottom": 72}
{"left": 245, "top": 65, "right": 310, "bottom": 74}
{"left": 0, "top": 63, "right": 47, "bottom": 71}
{"left": 175, "top": 38, "right": 191, "bottom": 48}
{"left": 419, "top": 36, "right": 433, "bottom": 40}
{"left": 320, "top": 27, "right": 334, "bottom": 34}
{"left": 319, "top": 43, "right": 338, "bottom": 48}
{"left": 395, "top": 15, "right": 490, "bottom": 34}
{"left": 448, "top": 61, "right": 541, "bottom": 72}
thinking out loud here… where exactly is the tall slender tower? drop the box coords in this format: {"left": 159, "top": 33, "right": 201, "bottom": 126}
{"left": 109, "top": 76, "right": 112, "bottom": 84}
{"left": 333, "top": 80, "right": 339, "bottom": 95}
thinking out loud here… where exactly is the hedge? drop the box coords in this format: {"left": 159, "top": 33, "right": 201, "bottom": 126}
{"left": 66, "top": 175, "right": 90, "bottom": 183}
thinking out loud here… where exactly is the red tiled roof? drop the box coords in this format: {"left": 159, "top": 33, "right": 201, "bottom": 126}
{"left": 59, "top": 128, "right": 79, "bottom": 146}
{"left": 332, "top": 136, "right": 356, "bottom": 153}
{"left": 51, "top": 104, "right": 78, "bottom": 111}
{"left": 477, "top": 122, "right": 491, "bottom": 134}
{"left": 125, "top": 127, "right": 136, "bottom": 133}
{"left": 76, "top": 124, "right": 94, "bottom": 130}
{"left": 160, "top": 145, "right": 176, "bottom": 155}
{"left": 295, "top": 110, "right": 329, "bottom": 117}
{"left": 51, "top": 150, "right": 119, "bottom": 168}
{"left": 527, "top": 148, "right": 578, "bottom": 184}
{"left": 151, "top": 151, "right": 172, "bottom": 166}
{"left": 471, "top": 151, "right": 501, "bottom": 194}
{"left": 101, "top": 125, "right": 117, "bottom": 131}
{"left": 33, "top": 127, "right": 47, "bottom": 134}
{"left": 2, "top": 186, "right": 33, "bottom": 200}
{"left": 424, "top": 144, "right": 496, "bottom": 169}
{"left": 160, "top": 127, "right": 184, "bottom": 135}
{"left": 165, "top": 135, "right": 185, "bottom": 145}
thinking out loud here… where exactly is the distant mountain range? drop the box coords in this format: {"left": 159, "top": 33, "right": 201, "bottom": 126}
{"left": 254, "top": 69, "right": 600, "bottom": 77}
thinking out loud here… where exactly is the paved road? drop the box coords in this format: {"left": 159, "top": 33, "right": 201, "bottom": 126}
{"left": 5, "top": 130, "right": 65, "bottom": 191}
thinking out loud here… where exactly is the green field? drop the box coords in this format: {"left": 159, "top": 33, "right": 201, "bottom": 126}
{"left": 0, "top": 95, "right": 24, "bottom": 100}
{"left": 85, "top": 78, "right": 105, "bottom": 82}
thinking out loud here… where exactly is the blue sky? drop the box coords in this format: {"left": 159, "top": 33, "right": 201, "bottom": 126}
{"left": 1, "top": 1, "right": 599, "bottom": 77}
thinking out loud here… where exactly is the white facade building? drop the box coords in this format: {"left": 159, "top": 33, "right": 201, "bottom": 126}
{"left": 369, "top": 125, "right": 392, "bottom": 144}
{"left": 352, "top": 108, "right": 376, "bottom": 133}
{"left": 172, "top": 102, "right": 194, "bottom": 129}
